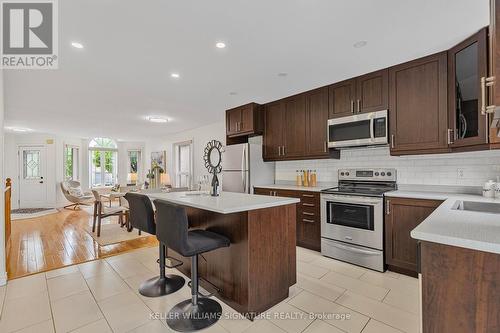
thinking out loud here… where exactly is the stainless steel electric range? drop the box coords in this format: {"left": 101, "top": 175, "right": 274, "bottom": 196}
{"left": 320, "top": 168, "right": 397, "bottom": 272}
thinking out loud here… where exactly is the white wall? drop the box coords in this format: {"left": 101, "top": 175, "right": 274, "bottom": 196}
{"left": 0, "top": 69, "right": 6, "bottom": 285}
{"left": 4, "top": 133, "right": 85, "bottom": 209}
{"left": 275, "top": 146, "right": 500, "bottom": 187}
{"left": 145, "top": 122, "right": 226, "bottom": 188}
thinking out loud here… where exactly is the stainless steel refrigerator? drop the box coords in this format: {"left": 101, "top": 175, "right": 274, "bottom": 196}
{"left": 221, "top": 136, "right": 275, "bottom": 193}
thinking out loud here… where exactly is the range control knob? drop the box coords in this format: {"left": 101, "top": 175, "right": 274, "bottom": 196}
{"left": 374, "top": 172, "right": 380, "bottom": 176}
{"left": 340, "top": 172, "right": 345, "bottom": 176}
{"left": 345, "top": 172, "right": 350, "bottom": 176}
{"left": 387, "top": 172, "right": 392, "bottom": 177}
{"left": 381, "top": 172, "right": 386, "bottom": 176}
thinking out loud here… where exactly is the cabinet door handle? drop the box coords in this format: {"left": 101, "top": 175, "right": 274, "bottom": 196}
{"left": 350, "top": 100, "right": 354, "bottom": 113}
{"left": 357, "top": 99, "right": 361, "bottom": 113}
{"left": 386, "top": 200, "right": 391, "bottom": 215}
{"left": 302, "top": 212, "right": 315, "bottom": 216}
{"left": 481, "top": 76, "right": 496, "bottom": 115}
{"left": 390, "top": 134, "right": 395, "bottom": 149}
{"left": 274, "top": 191, "right": 278, "bottom": 196}
{"left": 302, "top": 218, "right": 315, "bottom": 223}
{"left": 324, "top": 141, "right": 327, "bottom": 153}
{"left": 269, "top": 191, "right": 273, "bottom": 196}
{"left": 283, "top": 146, "right": 286, "bottom": 156}
{"left": 302, "top": 194, "right": 314, "bottom": 198}
{"left": 277, "top": 146, "right": 281, "bottom": 156}
{"left": 447, "top": 129, "right": 454, "bottom": 145}
{"left": 302, "top": 203, "right": 315, "bottom": 207}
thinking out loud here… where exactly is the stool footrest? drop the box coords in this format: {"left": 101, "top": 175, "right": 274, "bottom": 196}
{"left": 188, "top": 276, "right": 220, "bottom": 298}
{"left": 157, "top": 257, "right": 183, "bottom": 269}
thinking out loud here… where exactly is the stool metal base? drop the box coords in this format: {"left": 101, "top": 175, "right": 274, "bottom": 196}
{"left": 139, "top": 275, "right": 185, "bottom": 298}
{"left": 166, "top": 298, "right": 222, "bottom": 332}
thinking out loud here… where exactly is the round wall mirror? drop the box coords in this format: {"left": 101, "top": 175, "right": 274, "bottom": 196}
{"left": 203, "top": 140, "right": 223, "bottom": 174}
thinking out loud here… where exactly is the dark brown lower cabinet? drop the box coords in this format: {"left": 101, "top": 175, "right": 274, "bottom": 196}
{"left": 385, "top": 197, "right": 442, "bottom": 277}
{"left": 254, "top": 187, "right": 321, "bottom": 251}
{"left": 421, "top": 241, "right": 500, "bottom": 333}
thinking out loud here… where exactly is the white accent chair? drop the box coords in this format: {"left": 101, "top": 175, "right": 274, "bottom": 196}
{"left": 60, "top": 181, "right": 94, "bottom": 210}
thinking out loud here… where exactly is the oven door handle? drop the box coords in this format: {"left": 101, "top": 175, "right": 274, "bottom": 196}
{"left": 322, "top": 197, "right": 382, "bottom": 206}
{"left": 369, "top": 115, "right": 375, "bottom": 142}
{"left": 330, "top": 242, "right": 381, "bottom": 256}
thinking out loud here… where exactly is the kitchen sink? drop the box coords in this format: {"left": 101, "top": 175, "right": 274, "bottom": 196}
{"left": 452, "top": 200, "right": 500, "bottom": 214}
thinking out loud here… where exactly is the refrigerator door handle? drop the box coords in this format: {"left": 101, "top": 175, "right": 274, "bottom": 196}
{"left": 242, "top": 145, "right": 248, "bottom": 193}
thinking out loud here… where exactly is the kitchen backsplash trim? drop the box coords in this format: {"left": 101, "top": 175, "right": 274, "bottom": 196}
{"left": 274, "top": 147, "right": 500, "bottom": 187}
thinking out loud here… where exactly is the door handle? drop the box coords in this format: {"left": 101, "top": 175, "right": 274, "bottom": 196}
{"left": 386, "top": 200, "right": 391, "bottom": 215}
{"left": 282, "top": 146, "right": 286, "bottom": 156}
{"left": 357, "top": 99, "right": 361, "bottom": 113}
{"left": 302, "top": 218, "right": 315, "bottom": 223}
{"left": 350, "top": 100, "right": 354, "bottom": 113}
{"left": 302, "top": 194, "right": 314, "bottom": 198}
{"left": 390, "top": 134, "right": 395, "bottom": 149}
{"left": 481, "top": 76, "right": 496, "bottom": 115}
{"left": 302, "top": 212, "right": 315, "bottom": 216}
{"left": 447, "top": 129, "right": 454, "bottom": 145}
{"left": 324, "top": 141, "right": 327, "bottom": 153}
{"left": 302, "top": 203, "right": 315, "bottom": 207}
{"left": 39, "top": 181, "right": 44, "bottom": 184}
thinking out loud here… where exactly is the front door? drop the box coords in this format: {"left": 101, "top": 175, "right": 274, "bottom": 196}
{"left": 19, "top": 146, "right": 47, "bottom": 208}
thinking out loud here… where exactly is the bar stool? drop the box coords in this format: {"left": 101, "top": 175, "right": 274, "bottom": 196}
{"left": 125, "top": 193, "right": 185, "bottom": 297}
{"left": 154, "top": 199, "right": 230, "bottom": 332}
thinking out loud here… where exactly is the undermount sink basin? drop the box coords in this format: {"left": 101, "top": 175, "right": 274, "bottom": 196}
{"left": 451, "top": 200, "right": 500, "bottom": 214}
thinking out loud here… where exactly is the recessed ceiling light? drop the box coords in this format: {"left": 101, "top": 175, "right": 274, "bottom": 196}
{"left": 229, "top": 92, "right": 238, "bottom": 96}
{"left": 170, "top": 73, "right": 180, "bottom": 78}
{"left": 353, "top": 41, "right": 367, "bottom": 48}
{"left": 277, "top": 72, "right": 288, "bottom": 77}
{"left": 71, "top": 42, "right": 84, "bottom": 49}
{"left": 216, "top": 42, "right": 226, "bottom": 49}
{"left": 148, "top": 117, "right": 168, "bottom": 123}
{"left": 6, "top": 127, "right": 32, "bottom": 132}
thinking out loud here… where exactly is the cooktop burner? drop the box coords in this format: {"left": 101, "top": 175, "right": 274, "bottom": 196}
{"left": 321, "top": 168, "right": 397, "bottom": 197}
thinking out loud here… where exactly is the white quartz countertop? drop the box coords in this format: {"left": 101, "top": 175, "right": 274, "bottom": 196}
{"left": 398, "top": 190, "right": 500, "bottom": 255}
{"left": 254, "top": 184, "right": 329, "bottom": 192}
{"left": 147, "top": 191, "right": 300, "bottom": 214}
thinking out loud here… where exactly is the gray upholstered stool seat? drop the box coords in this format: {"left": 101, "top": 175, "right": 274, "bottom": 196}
{"left": 154, "top": 199, "right": 230, "bottom": 332}
{"left": 125, "top": 193, "right": 185, "bottom": 297}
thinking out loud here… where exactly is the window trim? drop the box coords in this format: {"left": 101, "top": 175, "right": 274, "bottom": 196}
{"left": 173, "top": 140, "right": 193, "bottom": 189}
{"left": 63, "top": 143, "right": 80, "bottom": 181}
{"left": 127, "top": 149, "right": 142, "bottom": 185}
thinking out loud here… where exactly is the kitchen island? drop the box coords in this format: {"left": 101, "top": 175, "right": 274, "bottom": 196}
{"left": 147, "top": 191, "right": 300, "bottom": 317}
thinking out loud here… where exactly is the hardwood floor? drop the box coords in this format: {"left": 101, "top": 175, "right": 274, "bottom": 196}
{"left": 7, "top": 208, "right": 158, "bottom": 280}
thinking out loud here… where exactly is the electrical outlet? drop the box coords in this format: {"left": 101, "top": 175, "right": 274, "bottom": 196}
{"left": 457, "top": 168, "right": 464, "bottom": 178}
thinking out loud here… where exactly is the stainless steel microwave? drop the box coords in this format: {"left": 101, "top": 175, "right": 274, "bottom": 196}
{"left": 327, "top": 110, "right": 388, "bottom": 148}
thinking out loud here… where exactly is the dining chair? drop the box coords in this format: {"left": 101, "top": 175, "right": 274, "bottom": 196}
{"left": 91, "top": 190, "right": 129, "bottom": 237}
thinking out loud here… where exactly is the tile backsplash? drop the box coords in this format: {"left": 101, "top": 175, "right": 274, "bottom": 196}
{"left": 275, "top": 147, "right": 500, "bottom": 186}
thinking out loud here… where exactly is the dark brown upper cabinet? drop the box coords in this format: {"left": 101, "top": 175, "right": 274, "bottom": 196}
{"left": 225, "top": 103, "right": 263, "bottom": 138}
{"left": 356, "top": 69, "right": 389, "bottom": 113}
{"left": 328, "top": 79, "right": 356, "bottom": 118}
{"left": 328, "top": 69, "right": 388, "bottom": 118}
{"left": 305, "top": 87, "right": 329, "bottom": 157}
{"left": 448, "top": 28, "right": 489, "bottom": 149}
{"left": 389, "top": 52, "right": 449, "bottom": 155}
{"left": 490, "top": 0, "right": 500, "bottom": 145}
{"left": 283, "top": 94, "right": 307, "bottom": 158}
{"left": 263, "top": 100, "right": 285, "bottom": 160}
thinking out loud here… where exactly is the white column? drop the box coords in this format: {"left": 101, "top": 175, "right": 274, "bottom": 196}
{"left": 0, "top": 69, "right": 7, "bottom": 285}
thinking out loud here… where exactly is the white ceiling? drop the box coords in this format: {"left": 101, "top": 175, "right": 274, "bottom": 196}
{"left": 4, "top": 0, "right": 490, "bottom": 141}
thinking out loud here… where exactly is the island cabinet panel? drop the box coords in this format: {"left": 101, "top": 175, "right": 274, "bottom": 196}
{"left": 254, "top": 187, "right": 321, "bottom": 251}
{"left": 226, "top": 103, "right": 263, "bottom": 139}
{"left": 421, "top": 241, "right": 500, "bottom": 333}
{"left": 389, "top": 52, "right": 450, "bottom": 155}
{"left": 385, "top": 197, "right": 442, "bottom": 277}
{"left": 167, "top": 204, "right": 297, "bottom": 317}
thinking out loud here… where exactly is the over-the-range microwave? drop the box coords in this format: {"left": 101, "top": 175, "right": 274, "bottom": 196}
{"left": 327, "top": 110, "right": 388, "bottom": 148}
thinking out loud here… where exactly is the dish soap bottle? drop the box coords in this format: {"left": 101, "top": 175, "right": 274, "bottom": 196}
{"left": 311, "top": 170, "right": 317, "bottom": 187}
{"left": 296, "top": 170, "right": 302, "bottom": 186}
{"left": 303, "top": 170, "right": 309, "bottom": 187}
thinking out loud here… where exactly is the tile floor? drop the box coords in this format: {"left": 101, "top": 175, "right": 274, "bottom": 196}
{"left": 0, "top": 246, "right": 420, "bottom": 333}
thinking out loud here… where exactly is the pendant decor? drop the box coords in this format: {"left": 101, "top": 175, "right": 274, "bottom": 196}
{"left": 203, "top": 140, "right": 224, "bottom": 196}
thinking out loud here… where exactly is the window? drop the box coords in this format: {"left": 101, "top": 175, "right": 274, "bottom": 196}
{"left": 89, "top": 137, "right": 118, "bottom": 187}
{"left": 64, "top": 145, "right": 79, "bottom": 180}
{"left": 127, "top": 150, "right": 141, "bottom": 185}
{"left": 174, "top": 140, "right": 193, "bottom": 188}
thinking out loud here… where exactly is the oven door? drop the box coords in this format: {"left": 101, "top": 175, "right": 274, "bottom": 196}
{"left": 327, "top": 110, "right": 388, "bottom": 148}
{"left": 321, "top": 194, "right": 383, "bottom": 250}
